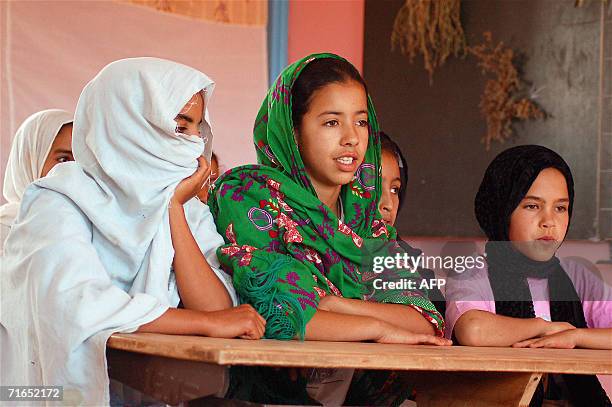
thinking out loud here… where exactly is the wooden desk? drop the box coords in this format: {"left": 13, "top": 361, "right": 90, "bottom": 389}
{"left": 107, "top": 333, "right": 612, "bottom": 406}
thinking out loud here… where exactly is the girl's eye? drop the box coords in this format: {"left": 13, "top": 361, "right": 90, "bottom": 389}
{"left": 556, "top": 206, "right": 568, "bottom": 213}
{"left": 390, "top": 186, "right": 400, "bottom": 195}
{"left": 524, "top": 204, "right": 539, "bottom": 210}
{"left": 57, "top": 156, "right": 71, "bottom": 163}
{"left": 324, "top": 120, "right": 339, "bottom": 127}
{"left": 176, "top": 127, "right": 187, "bottom": 133}
{"left": 357, "top": 119, "right": 369, "bottom": 127}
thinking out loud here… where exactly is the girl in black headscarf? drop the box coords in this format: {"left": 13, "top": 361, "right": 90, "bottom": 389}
{"left": 450, "top": 145, "right": 611, "bottom": 406}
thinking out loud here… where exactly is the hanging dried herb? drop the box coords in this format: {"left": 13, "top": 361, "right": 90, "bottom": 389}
{"left": 390, "top": 2, "right": 547, "bottom": 148}
{"left": 391, "top": 0, "right": 466, "bottom": 83}
{"left": 468, "top": 32, "right": 547, "bottom": 150}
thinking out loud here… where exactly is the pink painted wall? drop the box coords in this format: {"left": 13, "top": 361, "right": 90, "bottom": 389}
{"left": 1, "top": 1, "right": 265, "bottom": 199}
{"left": 288, "top": 0, "right": 364, "bottom": 71}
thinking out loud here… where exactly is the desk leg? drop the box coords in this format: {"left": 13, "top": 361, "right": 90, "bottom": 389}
{"left": 107, "top": 349, "right": 228, "bottom": 405}
{"left": 402, "top": 371, "right": 542, "bottom": 407}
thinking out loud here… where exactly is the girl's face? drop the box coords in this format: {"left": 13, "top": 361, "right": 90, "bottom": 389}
{"left": 508, "top": 167, "right": 570, "bottom": 261}
{"left": 295, "top": 80, "right": 369, "bottom": 193}
{"left": 175, "top": 92, "right": 204, "bottom": 137}
{"left": 379, "top": 149, "right": 401, "bottom": 226}
{"left": 40, "top": 123, "right": 74, "bottom": 177}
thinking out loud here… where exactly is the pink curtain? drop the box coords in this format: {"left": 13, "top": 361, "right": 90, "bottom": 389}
{"left": 1, "top": 0, "right": 266, "bottom": 200}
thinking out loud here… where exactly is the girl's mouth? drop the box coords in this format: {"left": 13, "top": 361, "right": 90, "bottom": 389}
{"left": 336, "top": 156, "right": 355, "bottom": 165}
{"left": 334, "top": 153, "right": 359, "bottom": 172}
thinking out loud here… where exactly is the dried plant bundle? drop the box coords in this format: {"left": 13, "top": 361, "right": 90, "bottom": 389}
{"left": 391, "top": 0, "right": 466, "bottom": 82}
{"left": 468, "top": 32, "right": 546, "bottom": 149}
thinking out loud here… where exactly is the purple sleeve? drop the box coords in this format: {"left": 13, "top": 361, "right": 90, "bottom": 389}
{"left": 562, "top": 258, "right": 612, "bottom": 329}
{"left": 444, "top": 264, "right": 496, "bottom": 339}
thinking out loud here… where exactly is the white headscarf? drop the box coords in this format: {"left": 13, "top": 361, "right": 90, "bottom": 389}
{"left": 0, "top": 109, "right": 73, "bottom": 234}
{"left": 1, "top": 57, "right": 236, "bottom": 405}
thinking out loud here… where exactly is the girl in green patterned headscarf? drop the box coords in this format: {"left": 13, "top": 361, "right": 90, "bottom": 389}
{"left": 209, "top": 53, "right": 449, "bottom": 344}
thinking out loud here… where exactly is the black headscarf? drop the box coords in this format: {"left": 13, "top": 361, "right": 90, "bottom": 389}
{"left": 380, "top": 132, "right": 408, "bottom": 211}
{"left": 475, "top": 145, "right": 609, "bottom": 407}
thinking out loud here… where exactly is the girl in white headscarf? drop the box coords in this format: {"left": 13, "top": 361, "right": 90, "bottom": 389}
{"left": 1, "top": 57, "right": 264, "bottom": 405}
{"left": 0, "top": 109, "right": 74, "bottom": 254}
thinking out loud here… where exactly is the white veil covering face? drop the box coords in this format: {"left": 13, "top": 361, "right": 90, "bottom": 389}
{"left": 0, "top": 109, "right": 73, "bottom": 250}
{"left": 0, "top": 57, "right": 236, "bottom": 405}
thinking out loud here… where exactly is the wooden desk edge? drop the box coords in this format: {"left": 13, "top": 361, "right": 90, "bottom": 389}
{"left": 107, "top": 334, "right": 612, "bottom": 375}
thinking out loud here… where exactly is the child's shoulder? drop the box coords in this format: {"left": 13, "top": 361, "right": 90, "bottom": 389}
{"left": 560, "top": 256, "right": 603, "bottom": 283}
{"left": 453, "top": 254, "right": 489, "bottom": 279}
{"left": 445, "top": 255, "right": 492, "bottom": 296}
{"left": 21, "top": 183, "right": 87, "bottom": 222}
{"left": 560, "top": 256, "right": 611, "bottom": 301}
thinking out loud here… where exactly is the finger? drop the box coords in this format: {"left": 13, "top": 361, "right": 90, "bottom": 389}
{"left": 257, "top": 322, "right": 266, "bottom": 339}
{"left": 412, "top": 334, "right": 435, "bottom": 344}
{"left": 246, "top": 305, "right": 267, "bottom": 326}
{"left": 253, "top": 317, "right": 265, "bottom": 338}
{"left": 426, "top": 336, "right": 451, "bottom": 346}
{"left": 528, "top": 341, "right": 546, "bottom": 348}
{"left": 188, "top": 156, "right": 209, "bottom": 180}
{"left": 241, "top": 325, "right": 260, "bottom": 340}
{"left": 437, "top": 337, "right": 453, "bottom": 346}
{"left": 197, "top": 155, "right": 210, "bottom": 170}
{"left": 513, "top": 338, "right": 538, "bottom": 348}
{"left": 195, "top": 156, "right": 211, "bottom": 180}
{"left": 247, "top": 316, "right": 264, "bottom": 339}
{"left": 258, "top": 317, "right": 267, "bottom": 337}
{"left": 512, "top": 342, "right": 527, "bottom": 348}
{"left": 512, "top": 341, "right": 531, "bottom": 348}
{"left": 249, "top": 328, "right": 263, "bottom": 340}
{"left": 255, "top": 310, "right": 267, "bottom": 326}
{"left": 425, "top": 335, "right": 450, "bottom": 346}
{"left": 240, "top": 334, "right": 258, "bottom": 340}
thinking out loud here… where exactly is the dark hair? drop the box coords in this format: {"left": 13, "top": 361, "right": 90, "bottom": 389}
{"left": 291, "top": 58, "right": 367, "bottom": 130}
{"left": 380, "top": 132, "right": 408, "bottom": 210}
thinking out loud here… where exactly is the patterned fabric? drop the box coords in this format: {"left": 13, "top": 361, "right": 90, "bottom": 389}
{"left": 209, "top": 53, "right": 444, "bottom": 340}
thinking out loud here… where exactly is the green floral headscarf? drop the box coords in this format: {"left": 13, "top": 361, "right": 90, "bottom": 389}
{"left": 209, "top": 53, "right": 443, "bottom": 339}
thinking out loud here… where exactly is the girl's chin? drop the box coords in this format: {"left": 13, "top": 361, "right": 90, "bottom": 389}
{"left": 313, "top": 169, "right": 360, "bottom": 189}
{"left": 329, "top": 172, "right": 357, "bottom": 186}
{"left": 339, "top": 176, "right": 357, "bottom": 186}
{"left": 512, "top": 241, "right": 560, "bottom": 262}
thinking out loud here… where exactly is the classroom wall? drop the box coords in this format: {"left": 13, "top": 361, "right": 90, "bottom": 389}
{"left": 288, "top": 0, "right": 364, "bottom": 70}
{"left": 0, "top": 0, "right": 265, "bottom": 199}
{"left": 364, "top": 0, "right": 608, "bottom": 240}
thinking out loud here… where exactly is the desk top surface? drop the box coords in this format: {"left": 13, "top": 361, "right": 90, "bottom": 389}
{"left": 107, "top": 333, "right": 612, "bottom": 374}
